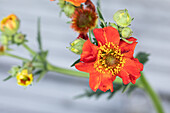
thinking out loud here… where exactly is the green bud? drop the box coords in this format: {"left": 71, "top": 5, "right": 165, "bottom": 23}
{"left": 0, "top": 34, "right": 9, "bottom": 45}
{"left": 121, "top": 27, "right": 133, "bottom": 38}
{"left": 68, "top": 38, "right": 86, "bottom": 54}
{"left": 113, "top": 9, "right": 132, "bottom": 27}
{"left": 58, "top": 0, "right": 65, "bottom": 8}
{"left": 13, "top": 33, "right": 25, "bottom": 45}
{"left": 64, "top": 4, "right": 75, "bottom": 17}
{"left": 109, "top": 23, "right": 118, "bottom": 30}
{"left": 118, "top": 27, "right": 123, "bottom": 33}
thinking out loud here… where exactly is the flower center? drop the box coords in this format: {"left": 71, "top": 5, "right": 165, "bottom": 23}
{"left": 78, "top": 12, "right": 91, "bottom": 28}
{"left": 94, "top": 42, "right": 125, "bottom": 75}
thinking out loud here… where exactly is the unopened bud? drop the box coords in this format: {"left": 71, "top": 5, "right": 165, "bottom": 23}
{"left": 0, "top": 34, "right": 9, "bottom": 45}
{"left": 68, "top": 38, "right": 86, "bottom": 54}
{"left": 0, "top": 14, "right": 20, "bottom": 36}
{"left": 0, "top": 45, "right": 5, "bottom": 54}
{"left": 109, "top": 23, "right": 118, "bottom": 30}
{"left": 121, "top": 27, "right": 133, "bottom": 38}
{"left": 13, "top": 33, "right": 25, "bottom": 45}
{"left": 58, "top": 0, "right": 65, "bottom": 8}
{"left": 113, "top": 9, "right": 132, "bottom": 27}
{"left": 64, "top": 4, "right": 75, "bottom": 17}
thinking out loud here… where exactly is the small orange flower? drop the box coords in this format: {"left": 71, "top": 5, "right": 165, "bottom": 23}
{"left": 75, "top": 26, "right": 143, "bottom": 92}
{"left": 65, "top": 0, "right": 87, "bottom": 6}
{"left": 71, "top": 7, "right": 97, "bottom": 34}
{"left": 0, "top": 14, "right": 20, "bottom": 35}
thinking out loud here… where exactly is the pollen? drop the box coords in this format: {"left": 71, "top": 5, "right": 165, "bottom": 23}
{"left": 94, "top": 42, "right": 125, "bottom": 76}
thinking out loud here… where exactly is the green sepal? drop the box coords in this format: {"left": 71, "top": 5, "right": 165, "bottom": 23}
{"left": 3, "top": 75, "right": 13, "bottom": 81}
{"left": 71, "top": 58, "right": 80, "bottom": 67}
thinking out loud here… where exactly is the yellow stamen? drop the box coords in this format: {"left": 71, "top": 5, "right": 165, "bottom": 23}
{"left": 94, "top": 42, "right": 126, "bottom": 76}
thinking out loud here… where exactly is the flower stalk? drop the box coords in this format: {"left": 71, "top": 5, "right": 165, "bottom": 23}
{"left": 140, "top": 72, "right": 164, "bottom": 113}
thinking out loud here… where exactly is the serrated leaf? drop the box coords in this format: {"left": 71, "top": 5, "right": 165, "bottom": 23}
{"left": 3, "top": 75, "right": 12, "bottom": 81}
{"left": 136, "top": 52, "right": 150, "bottom": 65}
{"left": 71, "top": 58, "right": 80, "bottom": 67}
{"left": 75, "top": 83, "right": 123, "bottom": 100}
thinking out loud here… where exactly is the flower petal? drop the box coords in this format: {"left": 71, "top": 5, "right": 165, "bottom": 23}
{"left": 89, "top": 72, "right": 101, "bottom": 92}
{"left": 80, "top": 39, "right": 98, "bottom": 63}
{"left": 65, "top": 0, "right": 87, "bottom": 6}
{"left": 132, "top": 58, "right": 143, "bottom": 71}
{"left": 75, "top": 62, "right": 95, "bottom": 73}
{"left": 99, "top": 74, "right": 116, "bottom": 92}
{"left": 119, "top": 37, "right": 137, "bottom": 58}
{"left": 124, "top": 58, "right": 141, "bottom": 75}
{"left": 118, "top": 69, "right": 131, "bottom": 85}
{"left": 93, "top": 26, "right": 120, "bottom": 46}
{"left": 122, "top": 58, "right": 143, "bottom": 84}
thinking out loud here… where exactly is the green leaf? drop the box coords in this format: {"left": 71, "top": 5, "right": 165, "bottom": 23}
{"left": 122, "top": 83, "right": 131, "bottom": 93}
{"left": 136, "top": 52, "right": 150, "bottom": 65}
{"left": 3, "top": 75, "right": 13, "bottom": 81}
{"left": 97, "top": 7, "right": 107, "bottom": 28}
{"left": 75, "top": 83, "right": 123, "bottom": 100}
{"left": 33, "top": 70, "right": 43, "bottom": 76}
{"left": 96, "top": 0, "right": 101, "bottom": 10}
{"left": 127, "top": 85, "right": 137, "bottom": 95}
{"left": 89, "top": 30, "right": 92, "bottom": 43}
{"left": 71, "top": 58, "right": 80, "bottom": 67}
{"left": 97, "top": 7, "right": 104, "bottom": 21}
{"left": 36, "top": 71, "right": 47, "bottom": 82}
{"left": 107, "top": 83, "right": 122, "bottom": 99}
{"left": 37, "top": 17, "right": 43, "bottom": 52}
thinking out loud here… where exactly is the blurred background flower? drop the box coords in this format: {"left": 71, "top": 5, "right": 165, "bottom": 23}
{"left": 0, "top": 0, "right": 170, "bottom": 113}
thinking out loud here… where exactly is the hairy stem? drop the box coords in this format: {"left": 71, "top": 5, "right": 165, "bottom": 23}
{"left": 140, "top": 72, "right": 164, "bottom": 113}
{"left": 4, "top": 52, "right": 29, "bottom": 61}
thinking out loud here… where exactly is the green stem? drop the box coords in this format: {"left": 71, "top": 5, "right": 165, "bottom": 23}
{"left": 22, "top": 43, "right": 36, "bottom": 55}
{"left": 47, "top": 62, "right": 123, "bottom": 84}
{"left": 4, "top": 52, "right": 29, "bottom": 61}
{"left": 140, "top": 72, "right": 164, "bottom": 113}
{"left": 47, "top": 62, "right": 89, "bottom": 78}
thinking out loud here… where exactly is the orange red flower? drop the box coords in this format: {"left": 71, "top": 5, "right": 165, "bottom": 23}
{"left": 75, "top": 26, "right": 143, "bottom": 92}
{"left": 65, "top": 0, "right": 87, "bottom": 6}
{"left": 71, "top": 7, "right": 97, "bottom": 34}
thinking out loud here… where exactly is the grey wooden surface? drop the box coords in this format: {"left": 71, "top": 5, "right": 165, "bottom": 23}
{"left": 0, "top": 0, "right": 170, "bottom": 113}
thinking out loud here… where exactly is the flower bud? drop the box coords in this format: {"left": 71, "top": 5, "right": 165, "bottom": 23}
{"left": 113, "top": 9, "right": 132, "bottom": 27}
{"left": 0, "top": 14, "right": 20, "bottom": 36}
{"left": 0, "top": 45, "right": 5, "bottom": 55}
{"left": 121, "top": 27, "right": 133, "bottom": 38}
{"left": 0, "top": 34, "right": 9, "bottom": 45}
{"left": 58, "top": 0, "right": 65, "bottom": 8}
{"left": 16, "top": 69, "right": 33, "bottom": 86}
{"left": 13, "top": 33, "right": 25, "bottom": 45}
{"left": 64, "top": 4, "right": 75, "bottom": 17}
{"left": 109, "top": 23, "right": 118, "bottom": 30}
{"left": 68, "top": 38, "right": 86, "bottom": 54}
